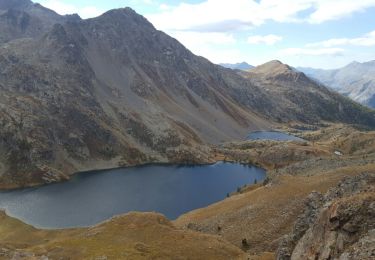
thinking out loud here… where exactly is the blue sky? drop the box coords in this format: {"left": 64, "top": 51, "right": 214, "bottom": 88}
{"left": 37, "top": 0, "right": 375, "bottom": 69}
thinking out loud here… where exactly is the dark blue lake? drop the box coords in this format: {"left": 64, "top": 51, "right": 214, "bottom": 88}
{"left": 248, "top": 131, "right": 304, "bottom": 141}
{"left": 0, "top": 162, "right": 265, "bottom": 229}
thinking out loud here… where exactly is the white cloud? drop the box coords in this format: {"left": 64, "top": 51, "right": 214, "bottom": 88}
{"left": 147, "top": 0, "right": 308, "bottom": 32}
{"left": 280, "top": 47, "right": 345, "bottom": 56}
{"left": 37, "top": 0, "right": 105, "bottom": 19}
{"left": 195, "top": 48, "right": 244, "bottom": 64}
{"left": 79, "top": 6, "right": 103, "bottom": 19}
{"left": 172, "top": 32, "right": 236, "bottom": 46}
{"left": 145, "top": 0, "right": 375, "bottom": 65}
{"left": 308, "top": 0, "right": 375, "bottom": 24}
{"left": 247, "top": 34, "right": 283, "bottom": 45}
{"left": 39, "top": 0, "right": 76, "bottom": 15}
{"left": 159, "top": 4, "right": 171, "bottom": 11}
{"left": 307, "top": 30, "right": 375, "bottom": 47}
{"left": 38, "top": 0, "right": 375, "bottom": 27}
{"left": 147, "top": 0, "right": 375, "bottom": 33}
{"left": 168, "top": 31, "right": 238, "bottom": 63}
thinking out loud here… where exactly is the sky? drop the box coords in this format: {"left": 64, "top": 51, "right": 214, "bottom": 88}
{"left": 36, "top": 0, "right": 375, "bottom": 69}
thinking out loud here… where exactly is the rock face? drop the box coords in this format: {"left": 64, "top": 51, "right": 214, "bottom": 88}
{"left": 299, "top": 61, "right": 375, "bottom": 108}
{"left": 0, "top": 1, "right": 374, "bottom": 188}
{"left": 277, "top": 173, "right": 375, "bottom": 260}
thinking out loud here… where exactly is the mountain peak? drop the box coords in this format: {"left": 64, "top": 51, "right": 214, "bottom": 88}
{"left": 251, "top": 60, "right": 293, "bottom": 74}
{"left": 249, "top": 60, "right": 312, "bottom": 83}
{"left": 102, "top": 7, "right": 137, "bottom": 16}
{"left": 93, "top": 7, "right": 154, "bottom": 29}
{"left": 268, "top": 60, "right": 283, "bottom": 65}
{"left": 99, "top": 7, "right": 144, "bottom": 20}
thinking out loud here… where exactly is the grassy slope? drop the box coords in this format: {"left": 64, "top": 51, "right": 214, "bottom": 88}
{"left": 0, "top": 212, "right": 245, "bottom": 260}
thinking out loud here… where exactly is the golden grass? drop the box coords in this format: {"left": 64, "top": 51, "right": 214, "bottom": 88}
{"left": 0, "top": 212, "right": 246, "bottom": 260}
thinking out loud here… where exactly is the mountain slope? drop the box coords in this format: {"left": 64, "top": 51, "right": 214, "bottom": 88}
{"left": 298, "top": 61, "right": 375, "bottom": 108}
{"left": 0, "top": 6, "right": 273, "bottom": 188}
{"left": 243, "top": 60, "right": 375, "bottom": 125}
{"left": 0, "top": 3, "right": 374, "bottom": 188}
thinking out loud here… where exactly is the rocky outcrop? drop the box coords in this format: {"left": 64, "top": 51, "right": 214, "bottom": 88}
{"left": 277, "top": 173, "right": 375, "bottom": 260}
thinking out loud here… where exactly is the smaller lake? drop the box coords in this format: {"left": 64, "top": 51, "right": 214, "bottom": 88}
{"left": 0, "top": 162, "right": 265, "bottom": 229}
{"left": 248, "top": 131, "right": 304, "bottom": 141}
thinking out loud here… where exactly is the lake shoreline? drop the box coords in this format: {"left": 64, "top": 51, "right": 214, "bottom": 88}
{"left": 0, "top": 162, "right": 265, "bottom": 229}
{"left": 0, "top": 130, "right": 303, "bottom": 191}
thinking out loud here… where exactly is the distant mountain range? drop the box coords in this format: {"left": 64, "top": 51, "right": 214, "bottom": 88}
{"left": 0, "top": 0, "right": 374, "bottom": 188}
{"left": 298, "top": 61, "right": 375, "bottom": 108}
{"left": 219, "top": 62, "right": 254, "bottom": 70}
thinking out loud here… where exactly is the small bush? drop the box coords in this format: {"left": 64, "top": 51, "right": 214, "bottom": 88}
{"left": 242, "top": 238, "right": 249, "bottom": 249}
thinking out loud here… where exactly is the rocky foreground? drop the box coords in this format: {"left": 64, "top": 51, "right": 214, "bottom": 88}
{"left": 277, "top": 173, "right": 374, "bottom": 260}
